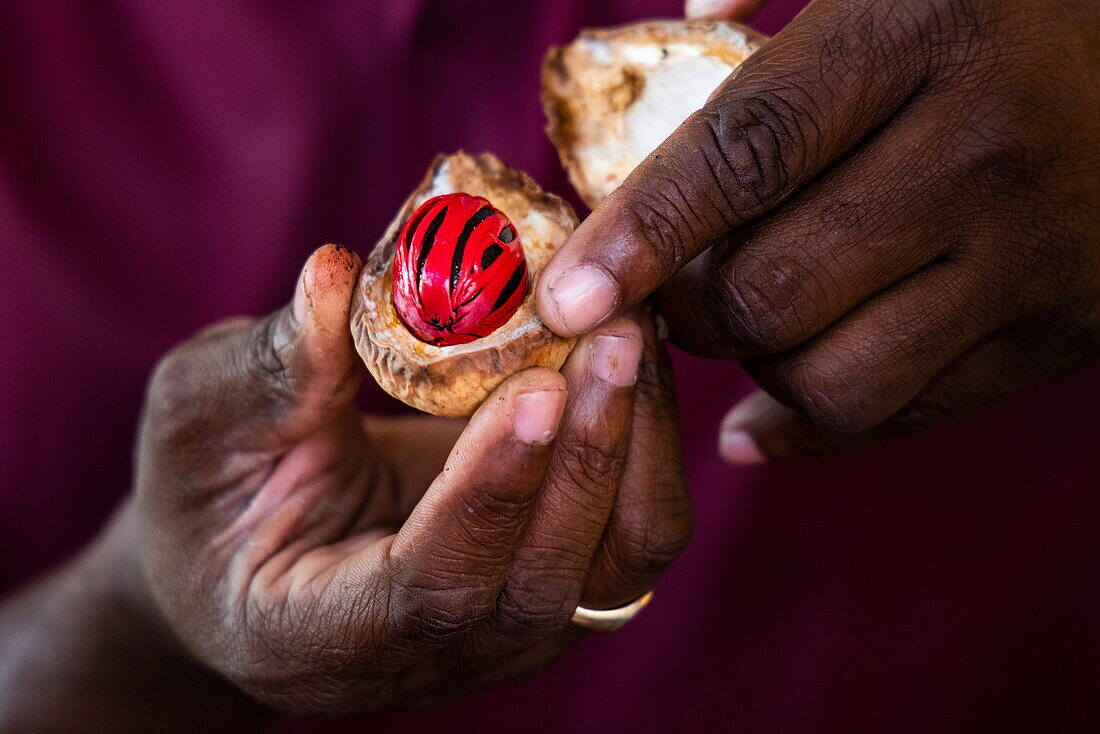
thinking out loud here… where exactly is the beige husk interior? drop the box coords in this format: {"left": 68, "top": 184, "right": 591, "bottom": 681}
{"left": 543, "top": 20, "right": 768, "bottom": 208}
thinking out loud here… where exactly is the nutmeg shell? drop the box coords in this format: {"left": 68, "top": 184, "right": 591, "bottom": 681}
{"left": 543, "top": 20, "right": 769, "bottom": 208}
{"left": 351, "top": 151, "right": 578, "bottom": 417}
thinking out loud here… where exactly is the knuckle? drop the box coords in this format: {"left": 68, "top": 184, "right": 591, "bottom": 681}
{"left": 492, "top": 579, "right": 574, "bottom": 637}
{"left": 385, "top": 485, "right": 537, "bottom": 645}
{"left": 796, "top": 391, "right": 875, "bottom": 435}
{"left": 953, "top": 130, "right": 1050, "bottom": 203}
{"left": 243, "top": 314, "right": 296, "bottom": 403}
{"left": 883, "top": 398, "right": 946, "bottom": 436}
{"left": 454, "top": 482, "right": 537, "bottom": 541}
{"left": 617, "top": 91, "right": 804, "bottom": 277}
{"left": 633, "top": 368, "right": 676, "bottom": 424}
{"left": 142, "top": 314, "right": 293, "bottom": 444}
{"left": 143, "top": 342, "right": 214, "bottom": 440}
{"left": 780, "top": 359, "right": 884, "bottom": 434}
{"left": 147, "top": 345, "right": 198, "bottom": 416}
{"left": 613, "top": 505, "right": 693, "bottom": 580}
{"left": 693, "top": 95, "right": 796, "bottom": 222}
{"left": 621, "top": 186, "right": 695, "bottom": 279}
{"left": 713, "top": 253, "right": 811, "bottom": 353}
{"left": 549, "top": 433, "right": 629, "bottom": 508}
{"left": 389, "top": 571, "right": 494, "bottom": 643}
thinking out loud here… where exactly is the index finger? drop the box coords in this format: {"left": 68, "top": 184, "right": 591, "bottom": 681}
{"left": 536, "top": 0, "right": 932, "bottom": 336}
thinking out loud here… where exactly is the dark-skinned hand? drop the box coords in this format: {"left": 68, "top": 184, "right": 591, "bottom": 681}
{"left": 538, "top": 0, "right": 1100, "bottom": 462}
{"left": 131, "top": 245, "right": 689, "bottom": 715}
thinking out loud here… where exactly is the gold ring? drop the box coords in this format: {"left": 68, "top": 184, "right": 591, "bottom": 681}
{"left": 571, "top": 590, "right": 654, "bottom": 632}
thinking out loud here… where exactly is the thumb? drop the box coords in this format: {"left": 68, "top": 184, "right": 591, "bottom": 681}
{"left": 276, "top": 243, "right": 366, "bottom": 434}
{"left": 537, "top": 0, "right": 932, "bottom": 336}
{"left": 144, "top": 244, "right": 364, "bottom": 452}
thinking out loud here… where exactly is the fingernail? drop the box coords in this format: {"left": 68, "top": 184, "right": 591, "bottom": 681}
{"left": 592, "top": 334, "right": 643, "bottom": 386}
{"left": 547, "top": 267, "right": 618, "bottom": 336}
{"left": 685, "top": 0, "right": 729, "bottom": 19}
{"left": 291, "top": 266, "right": 310, "bottom": 326}
{"left": 514, "top": 389, "right": 567, "bottom": 445}
{"left": 719, "top": 430, "right": 767, "bottom": 465}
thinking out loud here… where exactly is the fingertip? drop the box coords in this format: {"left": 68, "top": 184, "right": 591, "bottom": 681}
{"left": 514, "top": 387, "right": 567, "bottom": 445}
{"left": 309, "top": 242, "right": 363, "bottom": 274}
{"left": 722, "top": 390, "right": 770, "bottom": 431}
{"left": 719, "top": 391, "right": 776, "bottom": 464}
{"left": 594, "top": 315, "right": 644, "bottom": 341}
{"left": 285, "top": 245, "right": 366, "bottom": 405}
{"left": 432, "top": 369, "right": 566, "bottom": 502}
{"left": 584, "top": 318, "right": 644, "bottom": 387}
{"left": 291, "top": 244, "right": 363, "bottom": 325}
{"left": 500, "top": 366, "right": 568, "bottom": 396}
{"left": 538, "top": 263, "right": 620, "bottom": 337}
{"left": 721, "top": 390, "right": 866, "bottom": 463}
{"left": 307, "top": 242, "right": 362, "bottom": 307}
{"left": 719, "top": 429, "right": 768, "bottom": 465}
{"left": 685, "top": 0, "right": 765, "bottom": 21}
{"left": 468, "top": 368, "right": 567, "bottom": 444}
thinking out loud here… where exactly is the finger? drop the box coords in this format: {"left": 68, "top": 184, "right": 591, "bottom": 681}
{"left": 143, "top": 244, "right": 364, "bottom": 452}
{"left": 482, "top": 318, "right": 643, "bottom": 644}
{"left": 380, "top": 369, "right": 567, "bottom": 645}
{"left": 656, "top": 99, "right": 953, "bottom": 359}
{"left": 581, "top": 311, "right": 691, "bottom": 609}
{"left": 741, "top": 259, "right": 1012, "bottom": 435}
{"left": 685, "top": 0, "right": 767, "bottom": 21}
{"left": 537, "top": 0, "right": 938, "bottom": 336}
{"left": 720, "top": 322, "right": 1084, "bottom": 461}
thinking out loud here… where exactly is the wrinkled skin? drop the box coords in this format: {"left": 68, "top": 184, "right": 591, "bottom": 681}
{"left": 539, "top": 0, "right": 1100, "bottom": 461}
{"left": 133, "top": 245, "right": 690, "bottom": 715}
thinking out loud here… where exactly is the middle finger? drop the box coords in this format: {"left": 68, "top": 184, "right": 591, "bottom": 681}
{"left": 580, "top": 311, "right": 691, "bottom": 610}
{"left": 483, "top": 317, "right": 644, "bottom": 646}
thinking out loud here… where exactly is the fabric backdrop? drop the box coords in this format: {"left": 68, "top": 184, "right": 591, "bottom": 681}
{"left": 1, "top": 1, "right": 1098, "bottom": 731}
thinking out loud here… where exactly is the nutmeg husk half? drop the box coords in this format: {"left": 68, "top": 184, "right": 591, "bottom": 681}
{"left": 351, "top": 152, "right": 578, "bottom": 417}
{"left": 543, "top": 20, "right": 768, "bottom": 208}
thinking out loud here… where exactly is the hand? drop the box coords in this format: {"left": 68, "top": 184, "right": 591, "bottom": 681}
{"left": 537, "top": 0, "right": 1100, "bottom": 461}
{"left": 131, "top": 245, "right": 689, "bottom": 715}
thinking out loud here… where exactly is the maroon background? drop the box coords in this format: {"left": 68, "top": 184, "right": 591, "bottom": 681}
{"left": 1, "top": 1, "right": 1098, "bottom": 731}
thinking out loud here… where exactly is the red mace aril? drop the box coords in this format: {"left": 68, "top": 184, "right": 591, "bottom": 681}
{"left": 392, "top": 193, "right": 530, "bottom": 346}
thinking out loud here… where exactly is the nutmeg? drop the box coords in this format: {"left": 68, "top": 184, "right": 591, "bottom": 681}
{"left": 351, "top": 152, "right": 578, "bottom": 417}
{"left": 391, "top": 193, "right": 530, "bottom": 347}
